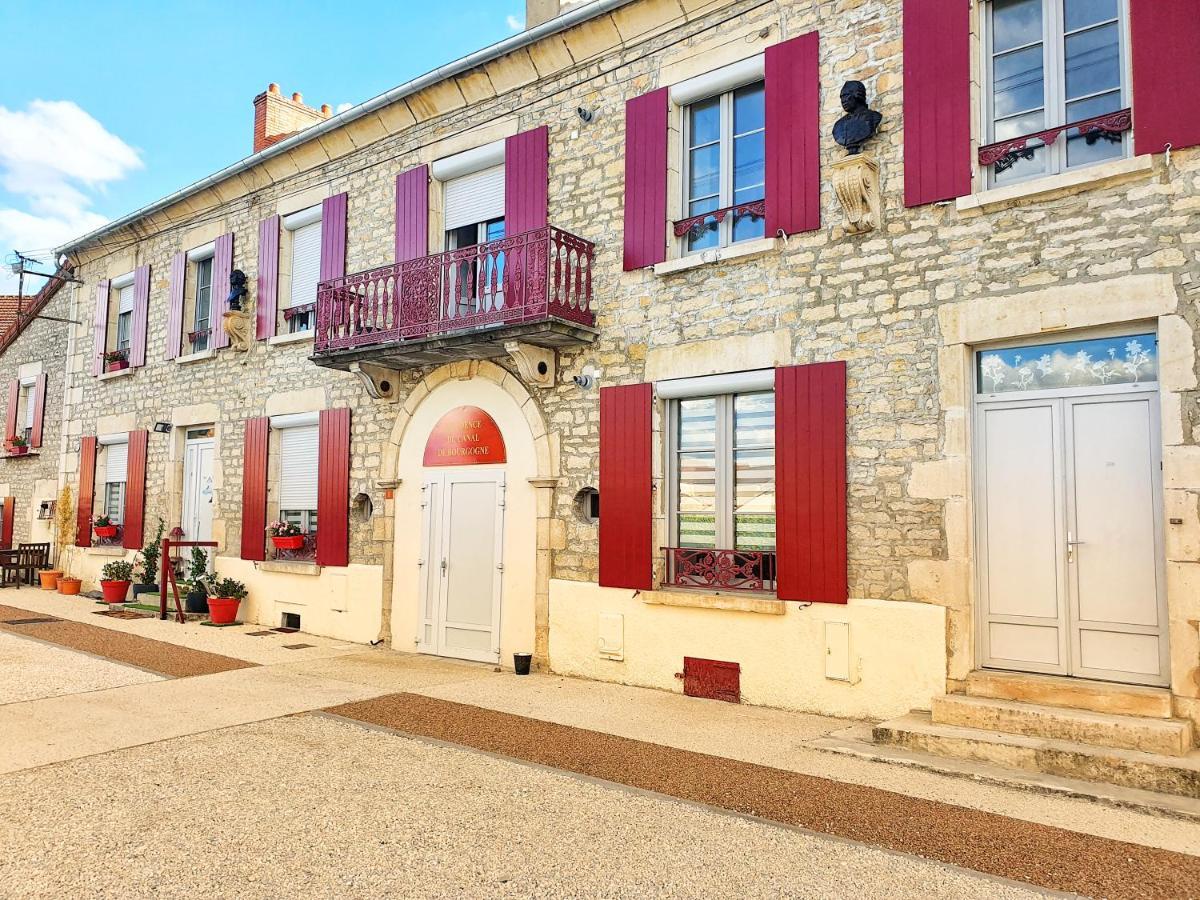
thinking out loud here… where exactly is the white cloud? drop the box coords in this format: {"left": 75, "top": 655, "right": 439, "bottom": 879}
{"left": 336, "top": 102, "right": 354, "bottom": 114}
{"left": 506, "top": 13, "right": 523, "bottom": 30}
{"left": 0, "top": 100, "right": 141, "bottom": 291}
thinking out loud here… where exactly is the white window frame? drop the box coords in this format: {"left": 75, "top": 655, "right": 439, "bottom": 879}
{"left": 99, "top": 435, "right": 129, "bottom": 526}
{"left": 982, "top": 0, "right": 1132, "bottom": 188}
{"left": 272, "top": 413, "right": 319, "bottom": 534}
{"left": 18, "top": 378, "right": 35, "bottom": 444}
{"left": 192, "top": 252, "right": 214, "bottom": 352}
{"left": 111, "top": 271, "right": 136, "bottom": 353}
{"left": 282, "top": 206, "right": 323, "bottom": 335}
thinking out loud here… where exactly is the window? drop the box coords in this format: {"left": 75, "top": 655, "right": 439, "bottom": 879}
{"left": 682, "top": 81, "right": 765, "bottom": 252}
{"left": 115, "top": 282, "right": 134, "bottom": 352}
{"left": 443, "top": 164, "right": 506, "bottom": 317}
{"left": 985, "top": 0, "right": 1129, "bottom": 185}
{"left": 287, "top": 217, "right": 321, "bottom": 333}
{"left": 978, "top": 332, "right": 1157, "bottom": 394}
{"left": 102, "top": 440, "right": 128, "bottom": 525}
{"left": 278, "top": 423, "right": 318, "bottom": 534}
{"left": 192, "top": 256, "right": 212, "bottom": 352}
{"left": 19, "top": 381, "right": 35, "bottom": 444}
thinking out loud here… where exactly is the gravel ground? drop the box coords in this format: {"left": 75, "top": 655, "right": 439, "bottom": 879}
{"left": 329, "top": 692, "right": 1200, "bottom": 899}
{"left": 0, "top": 631, "right": 162, "bottom": 704}
{"left": 0, "top": 714, "right": 1048, "bottom": 900}
{"left": 0, "top": 604, "right": 254, "bottom": 678}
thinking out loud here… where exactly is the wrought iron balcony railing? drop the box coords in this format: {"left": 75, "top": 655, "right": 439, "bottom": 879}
{"left": 314, "top": 226, "right": 594, "bottom": 354}
{"left": 662, "top": 547, "right": 777, "bottom": 593}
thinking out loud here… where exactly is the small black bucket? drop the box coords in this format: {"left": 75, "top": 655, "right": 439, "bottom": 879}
{"left": 513, "top": 652, "right": 532, "bottom": 675}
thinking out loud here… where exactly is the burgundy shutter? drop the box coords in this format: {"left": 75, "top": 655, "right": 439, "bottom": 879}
{"left": 91, "top": 280, "right": 110, "bottom": 376}
{"left": 395, "top": 166, "right": 429, "bottom": 262}
{"left": 29, "top": 373, "right": 47, "bottom": 449}
{"left": 775, "top": 362, "right": 848, "bottom": 603}
{"left": 77, "top": 436, "right": 97, "bottom": 547}
{"left": 122, "top": 430, "right": 148, "bottom": 550}
{"left": 164, "top": 252, "right": 185, "bottom": 360}
{"left": 320, "top": 192, "right": 348, "bottom": 283}
{"left": 240, "top": 418, "right": 268, "bottom": 561}
{"left": 1, "top": 497, "right": 12, "bottom": 550}
{"left": 128, "top": 264, "right": 151, "bottom": 367}
{"left": 622, "top": 88, "right": 668, "bottom": 271}
{"left": 4, "top": 380, "right": 17, "bottom": 443}
{"left": 1131, "top": 1, "right": 1200, "bottom": 155}
{"left": 599, "top": 383, "right": 653, "bottom": 590}
{"left": 210, "top": 232, "right": 234, "bottom": 349}
{"left": 903, "top": 0, "right": 972, "bottom": 207}
{"left": 257, "top": 215, "right": 280, "bottom": 340}
{"left": 765, "top": 32, "right": 821, "bottom": 236}
{"left": 316, "top": 407, "right": 350, "bottom": 568}
{"left": 505, "top": 126, "right": 549, "bottom": 234}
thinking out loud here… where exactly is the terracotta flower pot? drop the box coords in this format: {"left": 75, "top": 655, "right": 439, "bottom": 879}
{"left": 38, "top": 570, "right": 62, "bottom": 590}
{"left": 208, "top": 597, "right": 240, "bottom": 625}
{"left": 271, "top": 534, "right": 305, "bottom": 550}
{"left": 94, "top": 525, "right": 118, "bottom": 539}
{"left": 100, "top": 580, "right": 131, "bottom": 603}
{"left": 57, "top": 578, "right": 82, "bottom": 596}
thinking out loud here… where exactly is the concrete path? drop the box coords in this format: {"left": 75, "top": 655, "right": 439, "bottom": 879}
{"left": 0, "top": 631, "right": 162, "bottom": 704}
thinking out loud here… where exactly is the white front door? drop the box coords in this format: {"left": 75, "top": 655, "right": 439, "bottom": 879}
{"left": 975, "top": 389, "right": 1167, "bottom": 686}
{"left": 417, "top": 469, "right": 505, "bottom": 663}
{"left": 181, "top": 436, "right": 215, "bottom": 542}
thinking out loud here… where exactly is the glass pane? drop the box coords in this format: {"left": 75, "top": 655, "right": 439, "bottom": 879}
{"left": 1065, "top": 22, "right": 1120, "bottom": 102}
{"left": 688, "top": 144, "right": 720, "bottom": 202}
{"left": 1065, "top": 0, "right": 1117, "bottom": 32}
{"left": 688, "top": 97, "right": 720, "bottom": 147}
{"left": 732, "top": 131, "right": 764, "bottom": 197}
{"left": 734, "top": 393, "right": 774, "bottom": 446}
{"left": 993, "top": 44, "right": 1045, "bottom": 118}
{"left": 978, "top": 334, "right": 1158, "bottom": 394}
{"left": 994, "top": 109, "right": 1045, "bottom": 142}
{"left": 678, "top": 451, "right": 716, "bottom": 548}
{"left": 993, "top": 142, "right": 1046, "bottom": 185}
{"left": 733, "top": 82, "right": 764, "bottom": 135}
{"left": 731, "top": 210, "right": 765, "bottom": 243}
{"left": 992, "top": 0, "right": 1043, "bottom": 52}
{"left": 678, "top": 397, "right": 716, "bottom": 450}
{"left": 485, "top": 218, "right": 505, "bottom": 241}
{"left": 1066, "top": 92, "right": 1125, "bottom": 167}
{"left": 734, "top": 449, "right": 775, "bottom": 551}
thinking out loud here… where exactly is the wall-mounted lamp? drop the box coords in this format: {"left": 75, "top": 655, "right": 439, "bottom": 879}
{"left": 153, "top": 422, "right": 171, "bottom": 434}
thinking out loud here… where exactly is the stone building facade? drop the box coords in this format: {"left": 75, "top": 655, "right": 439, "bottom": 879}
{"left": 44, "top": 0, "right": 1200, "bottom": 749}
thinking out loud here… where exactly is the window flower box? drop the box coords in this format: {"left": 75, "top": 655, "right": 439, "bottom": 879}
{"left": 104, "top": 350, "right": 129, "bottom": 373}
{"left": 271, "top": 534, "right": 305, "bottom": 551}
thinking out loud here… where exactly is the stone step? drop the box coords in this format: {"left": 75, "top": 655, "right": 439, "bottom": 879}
{"left": 932, "top": 694, "right": 1193, "bottom": 756}
{"left": 966, "top": 669, "right": 1173, "bottom": 719}
{"left": 875, "top": 712, "right": 1200, "bottom": 799}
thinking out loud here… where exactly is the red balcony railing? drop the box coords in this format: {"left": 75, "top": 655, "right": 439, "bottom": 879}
{"left": 662, "top": 547, "right": 777, "bottom": 593}
{"left": 315, "top": 226, "right": 594, "bottom": 353}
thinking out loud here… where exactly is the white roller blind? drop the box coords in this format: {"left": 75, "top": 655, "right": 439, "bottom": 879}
{"left": 443, "top": 164, "right": 505, "bottom": 231}
{"left": 21, "top": 383, "right": 34, "bottom": 428}
{"left": 289, "top": 220, "right": 323, "bottom": 308}
{"left": 278, "top": 424, "right": 318, "bottom": 510}
{"left": 105, "top": 442, "right": 128, "bottom": 484}
{"left": 118, "top": 283, "right": 134, "bottom": 314}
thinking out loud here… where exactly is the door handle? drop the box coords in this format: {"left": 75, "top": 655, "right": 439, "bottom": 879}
{"left": 440, "top": 557, "right": 447, "bottom": 573}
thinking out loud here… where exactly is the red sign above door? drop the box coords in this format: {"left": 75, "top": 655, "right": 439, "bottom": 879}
{"left": 423, "top": 406, "right": 507, "bottom": 467}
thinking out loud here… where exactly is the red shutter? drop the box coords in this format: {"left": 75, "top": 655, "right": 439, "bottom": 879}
{"left": 91, "top": 280, "right": 110, "bottom": 376}
{"left": 1, "top": 497, "right": 13, "bottom": 550}
{"left": 128, "top": 264, "right": 151, "bottom": 367}
{"left": 317, "top": 407, "right": 350, "bottom": 568}
{"left": 599, "top": 383, "right": 653, "bottom": 590}
{"left": 257, "top": 215, "right": 280, "bottom": 340}
{"left": 240, "top": 418, "right": 269, "bottom": 561}
{"left": 903, "top": 0, "right": 972, "bottom": 207}
{"left": 77, "top": 436, "right": 97, "bottom": 547}
{"left": 395, "top": 166, "right": 429, "bottom": 262}
{"left": 4, "top": 380, "right": 17, "bottom": 443}
{"left": 122, "top": 430, "right": 148, "bottom": 550}
{"left": 765, "top": 32, "right": 821, "bottom": 237}
{"left": 1131, "top": 1, "right": 1200, "bottom": 155}
{"left": 320, "top": 192, "right": 348, "bottom": 283}
{"left": 29, "top": 373, "right": 47, "bottom": 449}
{"left": 210, "top": 232, "right": 234, "bottom": 349}
{"left": 775, "top": 362, "right": 847, "bottom": 603}
{"left": 505, "top": 126, "right": 549, "bottom": 234}
{"left": 165, "top": 252, "right": 185, "bottom": 360}
{"left": 622, "top": 88, "right": 668, "bottom": 271}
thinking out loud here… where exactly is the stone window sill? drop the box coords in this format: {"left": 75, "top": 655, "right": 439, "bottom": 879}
{"left": 257, "top": 559, "right": 321, "bottom": 576}
{"left": 642, "top": 587, "right": 785, "bottom": 615}
{"left": 4, "top": 451, "right": 39, "bottom": 459}
{"left": 87, "top": 546, "right": 127, "bottom": 556}
{"left": 268, "top": 330, "right": 315, "bottom": 347}
{"left": 956, "top": 154, "right": 1154, "bottom": 217}
{"left": 653, "top": 236, "right": 778, "bottom": 276}
{"left": 97, "top": 367, "right": 134, "bottom": 382}
{"left": 176, "top": 349, "right": 215, "bottom": 365}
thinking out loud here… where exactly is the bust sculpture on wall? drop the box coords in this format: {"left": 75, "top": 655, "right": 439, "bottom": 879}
{"left": 830, "top": 80, "right": 883, "bottom": 235}
{"left": 832, "top": 80, "right": 882, "bottom": 155}
{"left": 223, "top": 268, "right": 253, "bottom": 352}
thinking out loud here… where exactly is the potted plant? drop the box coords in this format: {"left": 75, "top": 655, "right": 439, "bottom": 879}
{"left": 7, "top": 435, "right": 29, "bottom": 456}
{"left": 132, "top": 518, "right": 165, "bottom": 599}
{"left": 104, "top": 349, "right": 129, "bottom": 372}
{"left": 44, "top": 485, "right": 74, "bottom": 591}
{"left": 100, "top": 559, "right": 134, "bottom": 603}
{"left": 184, "top": 546, "right": 210, "bottom": 614}
{"left": 207, "top": 576, "right": 247, "bottom": 625}
{"left": 38, "top": 568, "right": 62, "bottom": 590}
{"left": 57, "top": 575, "right": 82, "bottom": 596}
{"left": 267, "top": 520, "right": 305, "bottom": 551}
{"left": 93, "top": 515, "right": 118, "bottom": 540}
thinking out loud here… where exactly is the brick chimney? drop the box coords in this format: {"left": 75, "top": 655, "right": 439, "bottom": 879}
{"left": 252, "top": 83, "right": 332, "bottom": 153}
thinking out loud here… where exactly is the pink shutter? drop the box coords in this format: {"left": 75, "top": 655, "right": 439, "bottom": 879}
{"left": 209, "top": 232, "right": 234, "bottom": 349}
{"left": 765, "top": 32, "right": 821, "bottom": 236}
{"left": 240, "top": 418, "right": 268, "bottom": 561}
{"left": 320, "top": 192, "right": 348, "bottom": 283}
{"left": 505, "top": 126, "right": 549, "bottom": 234}
{"left": 903, "top": 0, "right": 972, "bottom": 207}
{"left": 316, "top": 407, "right": 350, "bottom": 568}
{"left": 91, "top": 280, "right": 110, "bottom": 376}
{"left": 257, "top": 215, "right": 280, "bottom": 340}
{"left": 1, "top": 497, "right": 12, "bottom": 550}
{"left": 598, "top": 383, "right": 653, "bottom": 590}
{"left": 395, "top": 166, "right": 429, "bottom": 262}
{"left": 775, "top": 362, "right": 848, "bottom": 604}
{"left": 1131, "top": 1, "right": 1200, "bottom": 155}
{"left": 4, "top": 380, "right": 17, "bottom": 443}
{"left": 164, "top": 253, "right": 185, "bottom": 360}
{"left": 128, "top": 264, "right": 150, "bottom": 367}
{"left": 122, "top": 430, "right": 148, "bottom": 550}
{"left": 29, "top": 373, "right": 47, "bottom": 449}
{"left": 77, "top": 436, "right": 97, "bottom": 547}
{"left": 622, "top": 88, "right": 668, "bottom": 271}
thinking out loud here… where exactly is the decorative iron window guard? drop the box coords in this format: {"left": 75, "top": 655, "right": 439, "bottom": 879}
{"left": 187, "top": 328, "right": 210, "bottom": 344}
{"left": 979, "top": 108, "right": 1132, "bottom": 174}
{"left": 673, "top": 200, "right": 766, "bottom": 239}
{"left": 273, "top": 532, "right": 317, "bottom": 562}
{"left": 662, "top": 546, "right": 776, "bottom": 593}
{"left": 283, "top": 302, "right": 316, "bottom": 322}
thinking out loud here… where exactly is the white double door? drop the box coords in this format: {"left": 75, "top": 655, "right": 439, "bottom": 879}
{"left": 181, "top": 437, "right": 215, "bottom": 542}
{"left": 975, "top": 388, "right": 1168, "bottom": 686}
{"left": 418, "top": 469, "right": 506, "bottom": 663}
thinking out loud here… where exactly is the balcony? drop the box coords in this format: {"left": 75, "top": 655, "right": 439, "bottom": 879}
{"left": 312, "top": 226, "right": 596, "bottom": 372}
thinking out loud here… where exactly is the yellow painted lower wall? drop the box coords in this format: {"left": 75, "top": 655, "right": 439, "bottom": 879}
{"left": 548, "top": 579, "right": 946, "bottom": 720}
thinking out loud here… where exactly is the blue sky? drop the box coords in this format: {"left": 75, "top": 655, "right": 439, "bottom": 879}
{"left": 0, "top": 0, "right": 524, "bottom": 291}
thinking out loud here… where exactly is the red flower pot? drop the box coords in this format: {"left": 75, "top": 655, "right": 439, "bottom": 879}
{"left": 208, "top": 597, "right": 241, "bottom": 625}
{"left": 100, "top": 580, "right": 131, "bottom": 603}
{"left": 105, "top": 359, "right": 129, "bottom": 373}
{"left": 94, "top": 525, "right": 118, "bottom": 539}
{"left": 8, "top": 445, "right": 28, "bottom": 456}
{"left": 271, "top": 534, "right": 305, "bottom": 550}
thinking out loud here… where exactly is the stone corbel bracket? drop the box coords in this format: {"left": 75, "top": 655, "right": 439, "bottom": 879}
{"left": 830, "top": 152, "right": 881, "bottom": 235}
{"left": 350, "top": 362, "right": 401, "bottom": 401}
{"left": 504, "top": 341, "right": 556, "bottom": 389}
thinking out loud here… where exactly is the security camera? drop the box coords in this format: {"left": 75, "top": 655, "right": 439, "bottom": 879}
{"left": 573, "top": 374, "right": 594, "bottom": 389}
{"left": 576, "top": 106, "right": 594, "bottom": 124}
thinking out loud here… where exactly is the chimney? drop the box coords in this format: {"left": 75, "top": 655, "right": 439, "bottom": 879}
{"left": 252, "top": 83, "right": 332, "bottom": 154}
